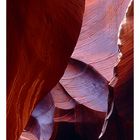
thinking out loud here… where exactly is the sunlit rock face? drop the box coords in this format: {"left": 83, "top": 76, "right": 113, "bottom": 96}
{"left": 60, "top": 58, "right": 109, "bottom": 112}
{"left": 72, "top": 0, "right": 131, "bottom": 81}
{"left": 7, "top": 0, "right": 133, "bottom": 140}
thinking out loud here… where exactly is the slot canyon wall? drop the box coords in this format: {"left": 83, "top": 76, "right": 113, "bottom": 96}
{"left": 7, "top": 0, "right": 133, "bottom": 140}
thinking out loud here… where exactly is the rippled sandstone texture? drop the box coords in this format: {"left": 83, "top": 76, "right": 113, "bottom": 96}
{"left": 7, "top": 0, "right": 133, "bottom": 140}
